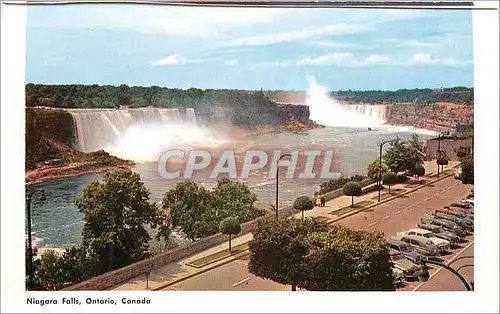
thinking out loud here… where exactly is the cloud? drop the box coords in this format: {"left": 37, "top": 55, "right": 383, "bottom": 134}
{"left": 225, "top": 59, "right": 239, "bottom": 66}
{"left": 219, "top": 24, "right": 368, "bottom": 47}
{"left": 411, "top": 52, "right": 436, "bottom": 64}
{"left": 30, "top": 5, "right": 286, "bottom": 37}
{"left": 297, "top": 53, "right": 355, "bottom": 66}
{"left": 364, "top": 55, "right": 392, "bottom": 64}
{"left": 409, "top": 53, "right": 472, "bottom": 66}
{"left": 151, "top": 54, "right": 203, "bottom": 66}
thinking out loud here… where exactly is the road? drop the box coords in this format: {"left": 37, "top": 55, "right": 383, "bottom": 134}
{"left": 163, "top": 176, "right": 472, "bottom": 291}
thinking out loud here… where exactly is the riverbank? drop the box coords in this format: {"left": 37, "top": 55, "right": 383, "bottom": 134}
{"left": 25, "top": 161, "right": 135, "bottom": 185}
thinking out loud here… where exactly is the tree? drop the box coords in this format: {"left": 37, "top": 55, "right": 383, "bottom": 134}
{"left": 220, "top": 217, "right": 241, "bottom": 253}
{"left": 343, "top": 181, "right": 362, "bottom": 207}
{"left": 367, "top": 159, "right": 389, "bottom": 182}
{"left": 248, "top": 217, "right": 328, "bottom": 291}
{"left": 461, "top": 157, "right": 474, "bottom": 185}
{"left": 382, "top": 172, "right": 398, "bottom": 194}
{"left": 161, "top": 181, "right": 217, "bottom": 242}
{"left": 301, "top": 225, "right": 395, "bottom": 291}
{"left": 74, "top": 168, "right": 157, "bottom": 272}
{"left": 437, "top": 156, "right": 449, "bottom": 173}
{"left": 35, "top": 250, "right": 64, "bottom": 291}
{"left": 383, "top": 138, "right": 421, "bottom": 175}
{"left": 210, "top": 178, "right": 260, "bottom": 223}
{"left": 293, "top": 196, "right": 315, "bottom": 219}
{"left": 412, "top": 163, "right": 426, "bottom": 180}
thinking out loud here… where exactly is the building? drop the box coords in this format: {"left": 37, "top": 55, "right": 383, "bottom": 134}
{"left": 424, "top": 136, "right": 473, "bottom": 161}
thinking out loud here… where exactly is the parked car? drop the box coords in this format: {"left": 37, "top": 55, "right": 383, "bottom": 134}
{"left": 392, "top": 267, "right": 405, "bottom": 286}
{"left": 387, "top": 239, "right": 424, "bottom": 264}
{"left": 450, "top": 202, "right": 472, "bottom": 209}
{"left": 462, "top": 199, "right": 474, "bottom": 206}
{"left": 397, "top": 228, "right": 450, "bottom": 253}
{"left": 420, "top": 216, "right": 466, "bottom": 237}
{"left": 399, "top": 235, "right": 439, "bottom": 257}
{"left": 417, "top": 223, "right": 460, "bottom": 246}
{"left": 445, "top": 205, "right": 474, "bottom": 215}
{"left": 434, "top": 212, "right": 473, "bottom": 231}
{"left": 389, "top": 249, "right": 420, "bottom": 280}
{"left": 436, "top": 208, "right": 473, "bottom": 220}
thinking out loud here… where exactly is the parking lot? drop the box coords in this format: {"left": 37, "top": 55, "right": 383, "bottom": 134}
{"left": 164, "top": 176, "right": 473, "bottom": 291}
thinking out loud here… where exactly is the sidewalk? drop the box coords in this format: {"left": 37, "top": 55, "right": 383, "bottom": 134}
{"left": 112, "top": 161, "right": 459, "bottom": 291}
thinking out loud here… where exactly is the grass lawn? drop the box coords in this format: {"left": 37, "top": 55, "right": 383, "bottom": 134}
{"left": 329, "top": 200, "right": 374, "bottom": 215}
{"left": 186, "top": 242, "right": 250, "bottom": 269}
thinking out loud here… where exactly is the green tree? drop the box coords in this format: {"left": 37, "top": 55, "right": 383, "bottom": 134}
{"left": 161, "top": 181, "right": 217, "bottom": 242}
{"left": 219, "top": 217, "right": 241, "bottom": 253}
{"left": 74, "top": 168, "right": 157, "bottom": 272}
{"left": 248, "top": 217, "right": 328, "bottom": 291}
{"left": 367, "top": 159, "right": 389, "bottom": 182}
{"left": 412, "top": 163, "right": 426, "bottom": 180}
{"left": 343, "top": 182, "right": 362, "bottom": 207}
{"left": 210, "top": 178, "right": 259, "bottom": 223}
{"left": 437, "top": 156, "right": 449, "bottom": 173}
{"left": 301, "top": 225, "right": 395, "bottom": 291}
{"left": 382, "top": 172, "right": 398, "bottom": 194}
{"left": 35, "top": 250, "right": 65, "bottom": 290}
{"left": 293, "top": 196, "right": 315, "bottom": 219}
{"left": 461, "top": 157, "right": 474, "bottom": 185}
{"left": 383, "top": 138, "right": 421, "bottom": 175}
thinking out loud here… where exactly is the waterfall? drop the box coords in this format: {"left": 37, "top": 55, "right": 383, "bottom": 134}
{"left": 68, "top": 107, "right": 220, "bottom": 161}
{"left": 306, "top": 78, "right": 386, "bottom": 127}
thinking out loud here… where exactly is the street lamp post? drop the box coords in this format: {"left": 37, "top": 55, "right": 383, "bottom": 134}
{"left": 417, "top": 259, "right": 472, "bottom": 291}
{"left": 275, "top": 153, "right": 291, "bottom": 219}
{"left": 26, "top": 189, "right": 46, "bottom": 290}
{"left": 378, "top": 139, "right": 397, "bottom": 202}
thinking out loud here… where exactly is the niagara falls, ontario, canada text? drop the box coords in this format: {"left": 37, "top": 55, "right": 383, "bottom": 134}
{"left": 157, "top": 149, "right": 341, "bottom": 180}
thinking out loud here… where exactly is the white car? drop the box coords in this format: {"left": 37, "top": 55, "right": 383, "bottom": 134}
{"left": 397, "top": 228, "right": 450, "bottom": 252}
{"left": 454, "top": 168, "right": 462, "bottom": 179}
{"left": 462, "top": 199, "right": 474, "bottom": 206}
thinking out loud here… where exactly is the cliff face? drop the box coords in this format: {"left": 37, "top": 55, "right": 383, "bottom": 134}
{"left": 386, "top": 102, "right": 473, "bottom": 133}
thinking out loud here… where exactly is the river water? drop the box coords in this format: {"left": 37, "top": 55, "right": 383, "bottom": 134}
{"left": 27, "top": 125, "right": 435, "bottom": 248}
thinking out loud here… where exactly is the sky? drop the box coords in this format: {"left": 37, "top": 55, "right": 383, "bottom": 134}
{"left": 26, "top": 5, "right": 474, "bottom": 91}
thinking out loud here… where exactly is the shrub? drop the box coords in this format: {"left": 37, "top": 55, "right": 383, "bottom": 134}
{"left": 343, "top": 182, "right": 362, "bottom": 207}
{"left": 293, "top": 196, "right": 315, "bottom": 219}
{"left": 220, "top": 217, "right": 241, "bottom": 252}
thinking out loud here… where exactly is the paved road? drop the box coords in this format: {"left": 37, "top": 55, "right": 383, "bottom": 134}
{"left": 163, "top": 176, "right": 472, "bottom": 291}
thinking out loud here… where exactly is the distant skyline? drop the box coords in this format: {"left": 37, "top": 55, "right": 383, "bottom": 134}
{"left": 26, "top": 5, "right": 474, "bottom": 91}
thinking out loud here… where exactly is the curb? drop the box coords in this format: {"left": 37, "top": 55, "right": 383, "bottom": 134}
{"left": 331, "top": 172, "right": 455, "bottom": 223}
{"left": 152, "top": 250, "right": 251, "bottom": 291}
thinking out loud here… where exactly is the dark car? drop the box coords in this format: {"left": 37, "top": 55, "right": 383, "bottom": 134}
{"left": 434, "top": 212, "right": 473, "bottom": 231}
{"left": 450, "top": 202, "right": 472, "bottom": 209}
{"left": 436, "top": 209, "right": 474, "bottom": 220}
{"left": 387, "top": 239, "right": 424, "bottom": 264}
{"left": 417, "top": 223, "right": 460, "bottom": 246}
{"left": 389, "top": 249, "right": 420, "bottom": 280}
{"left": 420, "top": 216, "right": 466, "bottom": 237}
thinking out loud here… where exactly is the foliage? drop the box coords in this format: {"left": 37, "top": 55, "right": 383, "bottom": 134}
{"left": 248, "top": 218, "right": 395, "bottom": 291}
{"left": 210, "top": 179, "right": 260, "bottom": 223}
{"left": 382, "top": 172, "right": 399, "bottom": 194}
{"left": 318, "top": 175, "right": 366, "bottom": 195}
{"left": 367, "top": 159, "right": 389, "bottom": 182}
{"left": 301, "top": 225, "right": 395, "bottom": 291}
{"left": 437, "top": 157, "right": 449, "bottom": 166}
{"left": 220, "top": 217, "right": 241, "bottom": 252}
{"left": 293, "top": 196, "right": 315, "bottom": 219}
{"left": 343, "top": 181, "right": 362, "bottom": 207}
{"left": 383, "top": 136, "right": 422, "bottom": 175}
{"left": 220, "top": 217, "right": 242, "bottom": 236}
{"left": 74, "top": 168, "right": 158, "bottom": 272}
{"left": 293, "top": 196, "right": 314, "bottom": 211}
{"left": 248, "top": 217, "right": 329, "bottom": 291}
{"left": 412, "top": 163, "right": 426, "bottom": 178}
{"left": 461, "top": 157, "right": 474, "bottom": 185}
{"left": 342, "top": 182, "right": 362, "bottom": 197}
{"left": 161, "top": 181, "right": 215, "bottom": 242}
{"left": 161, "top": 179, "right": 259, "bottom": 242}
